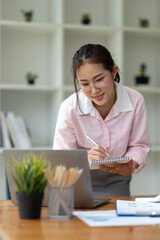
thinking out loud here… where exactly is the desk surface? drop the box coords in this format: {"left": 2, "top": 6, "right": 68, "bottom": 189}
{"left": 0, "top": 196, "right": 160, "bottom": 240}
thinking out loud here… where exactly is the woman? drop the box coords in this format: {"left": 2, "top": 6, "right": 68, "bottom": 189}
{"left": 53, "top": 43, "right": 150, "bottom": 196}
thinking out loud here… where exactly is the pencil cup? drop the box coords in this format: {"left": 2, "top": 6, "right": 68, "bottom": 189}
{"left": 48, "top": 185, "right": 74, "bottom": 219}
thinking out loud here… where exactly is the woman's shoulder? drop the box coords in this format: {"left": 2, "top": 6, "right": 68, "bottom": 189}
{"left": 124, "top": 85, "right": 144, "bottom": 101}
{"left": 60, "top": 92, "right": 77, "bottom": 111}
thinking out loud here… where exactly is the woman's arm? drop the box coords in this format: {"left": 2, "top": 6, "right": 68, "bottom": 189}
{"left": 122, "top": 95, "right": 150, "bottom": 174}
{"left": 88, "top": 95, "right": 150, "bottom": 176}
{"left": 53, "top": 102, "right": 78, "bottom": 149}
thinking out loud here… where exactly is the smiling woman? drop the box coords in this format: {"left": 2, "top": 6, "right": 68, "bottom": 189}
{"left": 53, "top": 43, "right": 150, "bottom": 197}
{"left": 76, "top": 63, "right": 117, "bottom": 119}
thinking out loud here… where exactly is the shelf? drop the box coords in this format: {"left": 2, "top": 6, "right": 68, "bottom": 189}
{"left": 127, "top": 85, "right": 160, "bottom": 94}
{"left": 1, "top": 21, "right": 122, "bottom": 35}
{"left": 0, "top": 146, "right": 52, "bottom": 153}
{"left": 0, "top": 20, "right": 58, "bottom": 33}
{"left": 123, "top": 27, "right": 160, "bottom": 38}
{"left": 64, "top": 24, "right": 120, "bottom": 35}
{"left": 0, "top": 84, "right": 60, "bottom": 92}
{"left": 64, "top": 25, "right": 160, "bottom": 38}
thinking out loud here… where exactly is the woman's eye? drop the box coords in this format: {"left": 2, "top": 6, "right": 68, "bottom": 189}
{"left": 82, "top": 83, "right": 89, "bottom": 87}
{"left": 96, "top": 78, "right": 104, "bottom": 82}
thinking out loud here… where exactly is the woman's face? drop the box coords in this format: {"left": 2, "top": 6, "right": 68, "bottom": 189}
{"left": 76, "top": 63, "right": 118, "bottom": 109}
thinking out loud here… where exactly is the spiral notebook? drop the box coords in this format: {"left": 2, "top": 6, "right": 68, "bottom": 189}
{"left": 90, "top": 157, "right": 130, "bottom": 169}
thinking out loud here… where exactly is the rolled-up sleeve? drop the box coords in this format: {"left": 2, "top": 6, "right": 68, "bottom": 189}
{"left": 53, "top": 101, "right": 78, "bottom": 149}
{"left": 124, "top": 95, "right": 151, "bottom": 174}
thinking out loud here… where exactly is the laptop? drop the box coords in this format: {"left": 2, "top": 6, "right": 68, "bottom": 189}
{"left": 3, "top": 149, "right": 110, "bottom": 208}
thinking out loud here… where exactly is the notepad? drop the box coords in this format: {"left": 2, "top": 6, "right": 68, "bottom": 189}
{"left": 116, "top": 200, "right": 160, "bottom": 216}
{"left": 90, "top": 157, "right": 130, "bottom": 169}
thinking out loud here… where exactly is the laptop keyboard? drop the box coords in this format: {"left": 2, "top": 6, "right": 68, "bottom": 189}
{"left": 93, "top": 197, "right": 110, "bottom": 205}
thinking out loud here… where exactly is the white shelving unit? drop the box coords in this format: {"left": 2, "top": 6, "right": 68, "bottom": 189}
{"left": 0, "top": 0, "right": 160, "bottom": 199}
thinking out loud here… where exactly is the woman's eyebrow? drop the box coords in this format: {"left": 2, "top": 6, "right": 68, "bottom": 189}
{"left": 79, "top": 79, "right": 88, "bottom": 82}
{"left": 79, "top": 73, "right": 104, "bottom": 82}
{"left": 93, "top": 73, "right": 103, "bottom": 79}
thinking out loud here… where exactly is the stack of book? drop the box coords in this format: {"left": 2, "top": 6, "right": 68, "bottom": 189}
{"left": 0, "top": 111, "right": 32, "bottom": 148}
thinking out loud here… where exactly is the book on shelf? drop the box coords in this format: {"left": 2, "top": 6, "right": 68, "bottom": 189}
{"left": 0, "top": 111, "right": 12, "bottom": 148}
{"left": 16, "top": 115, "right": 32, "bottom": 148}
{"left": 6, "top": 114, "right": 18, "bottom": 148}
{"left": 7, "top": 112, "right": 32, "bottom": 148}
{"left": 0, "top": 111, "right": 32, "bottom": 149}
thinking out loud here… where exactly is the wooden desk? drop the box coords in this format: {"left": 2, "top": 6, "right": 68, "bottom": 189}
{"left": 0, "top": 196, "right": 160, "bottom": 240}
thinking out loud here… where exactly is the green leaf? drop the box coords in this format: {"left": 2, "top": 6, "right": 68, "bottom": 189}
{"left": 6, "top": 153, "right": 49, "bottom": 194}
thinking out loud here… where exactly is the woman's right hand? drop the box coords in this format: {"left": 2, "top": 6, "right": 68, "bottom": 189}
{"left": 88, "top": 145, "right": 109, "bottom": 165}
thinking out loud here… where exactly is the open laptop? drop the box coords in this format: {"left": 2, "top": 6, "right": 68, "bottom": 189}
{"left": 3, "top": 149, "right": 110, "bottom": 208}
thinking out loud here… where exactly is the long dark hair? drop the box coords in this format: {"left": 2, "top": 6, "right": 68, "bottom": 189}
{"left": 72, "top": 43, "right": 120, "bottom": 94}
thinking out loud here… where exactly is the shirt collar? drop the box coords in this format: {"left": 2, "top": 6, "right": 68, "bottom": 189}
{"left": 114, "top": 82, "right": 134, "bottom": 116}
{"left": 77, "top": 83, "right": 134, "bottom": 116}
{"left": 77, "top": 90, "right": 96, "bottom": 116}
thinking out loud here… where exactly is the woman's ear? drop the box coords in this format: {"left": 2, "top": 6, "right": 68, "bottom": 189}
{"left": 112, "top": 65, "right": 118, "bottom": 79}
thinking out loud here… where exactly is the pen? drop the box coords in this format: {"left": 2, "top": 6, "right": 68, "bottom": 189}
{"left": 135, "top": 211, "right": 160, "bottom": 217}
{"left": 86, "top": 134, "right": 111, "bottom": 158}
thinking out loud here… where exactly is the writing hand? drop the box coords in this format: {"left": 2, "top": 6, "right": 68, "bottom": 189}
{"left": 88, "top": 145, "right": 109, "bottom": 164}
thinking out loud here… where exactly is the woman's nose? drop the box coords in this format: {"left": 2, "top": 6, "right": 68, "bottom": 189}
{"left": 90, "top": 83, "right": 100, "bottom": 93}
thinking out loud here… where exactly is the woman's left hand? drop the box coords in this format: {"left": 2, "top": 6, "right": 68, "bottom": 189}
{"left": 98, "top": 159, "right": 138, "bottom": 176}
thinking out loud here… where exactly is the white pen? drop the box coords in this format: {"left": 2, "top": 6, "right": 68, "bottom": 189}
{"left": 86, "top": 134, "right": 111, "bottom": 158}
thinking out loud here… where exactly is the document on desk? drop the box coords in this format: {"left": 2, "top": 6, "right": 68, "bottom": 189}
{"left": 73, "top": 210, "right": 160, "bottom": 227}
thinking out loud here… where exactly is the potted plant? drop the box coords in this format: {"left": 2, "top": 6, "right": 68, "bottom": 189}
{"left": 20, "top": 10, "right": 34, "bottom": 22}
{"left": 6, "top": 153, "right": 49, "bottom": 219}
{"left": 135, "top": 63, "right": 150, "bottom": 84}
{"left": 81, "top": 13, "right": 91, "bottom": 25}
{"left": 26, "top": 72, "right": 38, "bottom": 85}
{"left": 139, "top": 18, "right": 149, "bottom": 27}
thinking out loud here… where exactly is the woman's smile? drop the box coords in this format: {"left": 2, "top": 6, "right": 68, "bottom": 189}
{"left": 92, "top": 93, "right": 104, "bottom": 101}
